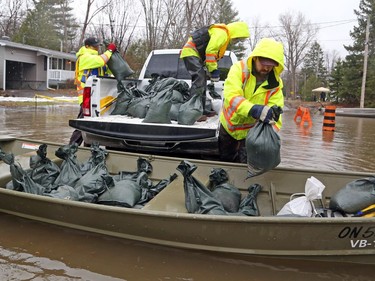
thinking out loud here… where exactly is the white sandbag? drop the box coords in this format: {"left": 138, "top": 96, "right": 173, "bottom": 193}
{"left": 277, "top": 176, "right": 325, "bottom": 217}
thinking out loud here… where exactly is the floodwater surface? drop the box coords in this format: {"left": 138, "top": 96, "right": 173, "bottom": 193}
{"left": 0, "top": 102, "right": 375, "bottom": 280}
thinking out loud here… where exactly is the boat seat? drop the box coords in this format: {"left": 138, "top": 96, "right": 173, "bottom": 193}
{"left": 143, "top": 176, "right": 188, "bottom": 213}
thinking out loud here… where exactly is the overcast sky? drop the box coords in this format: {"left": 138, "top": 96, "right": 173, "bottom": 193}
{"left": 231, "top": 0, "right": 361, "bottom": 57}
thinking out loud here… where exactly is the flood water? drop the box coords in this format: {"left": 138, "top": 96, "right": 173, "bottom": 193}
{"left": 1, "top": 102, "right": 375, "bottom": 280}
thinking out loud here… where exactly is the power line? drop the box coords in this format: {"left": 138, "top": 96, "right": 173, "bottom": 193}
{"left": 251, "top": 18, "right": 357, "bottom": 30}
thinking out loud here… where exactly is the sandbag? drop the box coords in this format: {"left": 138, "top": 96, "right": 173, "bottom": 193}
{"left": 278, "top": 176, "right": 325, "bottom": 217}
{"left": 169, "top": 103, "right": 182, "bottom": 121}
{"left": 97, "top": 173, "right": 146, "bottom": 207}
{"left": 138, "top": 173, "right": 178, "bottom": 205}
{"left": 212, "top": 183, "right": 241, "bottom": 213}
{"left": 246, "top": 121, "right": 281, "bottom": 177}
{"left": 126, "top": 96, "right": 151, "bottom": 118}
{"left": 80, "top": 142, "right": 108, "bottom": 175}
{"left": 329, "top": 176, "right": 375, "bottom": 214}
{"left": 177, "top": 160, "right": 226, "bottom": 215}
{"left": 0, "top": 148, "right": 49, "bottom": 195}
{"left": 177, "top": 94, "right": 203, "bottom": 125}
{"left": 53, "top": 143, "right": 82, "bottom": 188}
{"left": 143, "top": 88, "right": 173, "bottom": 124}
{"left": 0, "top": 150, "right": 25, "bottom": 191}
{"left": 110, "top": 83, "right": 133, "bottom": 115}
{"left": 107, "top": 51, "right": 134, "bottom": 81}
{"left": 19, "top": 173, "right": 47, "bottom": 195}
{"left": 44, "top": 185, "right": 79, "bottom": 201}
{"left": 74, "top": 162, "right": 109, "bottom": 198}
{"left": 171, "top": 90, "right": 185, "bottom": 103}
{"left": 97, "top": 178, "right": 142, "bottom": 207}
{"left": 29, "top": 144, "right": 60, "bottom": 189}
{"left": 168, "top": 90, "right": 184, "bottom": 121}
{"left": 239, "top": 184, "right": 262, "bottom": 216}
{"left": 208, "top": 168, "right": 241, "bottom": 213}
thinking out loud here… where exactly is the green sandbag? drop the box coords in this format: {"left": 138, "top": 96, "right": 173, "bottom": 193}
{"left": 329, "top": 176, "right": 375, "bottom": 214}
{"left": 143, "top": 88, "right": 173, "bottom": 124}
{"left": 97, "top": 178, "right": 142, "bottom": 207}
{"left": 107, "top": 51, "right": 134, "bottom": 81}
{"left": 246, "top": 121, "right": 281, "bottom": 178}
{"left": 177, "top": 94, "right": 203, "bottom": 125}
{"left": 209, "top": 168, "right": 241, "bottom": 213}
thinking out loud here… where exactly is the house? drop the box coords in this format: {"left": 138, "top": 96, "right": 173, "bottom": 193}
{"left": 0, "top": 37, "right": 76, "bottom": 91}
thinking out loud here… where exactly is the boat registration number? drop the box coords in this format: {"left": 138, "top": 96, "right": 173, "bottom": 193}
{"left": 338, "top": 226, "right": 375, "bottom": 248}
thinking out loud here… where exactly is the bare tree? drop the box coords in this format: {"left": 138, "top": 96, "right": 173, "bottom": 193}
{"left": 248, "top": 17, "right": 268, "bottom": 51}
{"left": 270, "top": 11, "right": 318, "bottom": 99}
{"left": 93, "top": 0, "right": 140, "bottom": 54}
{"left": 160, "top": 0, "right": 185, "bottom": 48}
{"left": 139, "top": 0, "right": 165, "bottom": 51}
{"left": 79, "top": 0, "right": 110, "bottom": 46}
{"left": 0, "top": 0, "right": 29, "bottom": 37}
{"left": 325, "top": 49, "right": 340, "bottom": 74}
{"left": 184, "top": 0, "right": 212, "bottom": 34}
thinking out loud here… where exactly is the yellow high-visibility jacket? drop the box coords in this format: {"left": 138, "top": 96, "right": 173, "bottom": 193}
{"left": 180, "top": 22, "right": 249, "bottom": 72}
{"left": 75, "top": 46, "right": 113, "bottom": 104}
{"left": 219, "top": 38, "right": 285, "bottom": 140}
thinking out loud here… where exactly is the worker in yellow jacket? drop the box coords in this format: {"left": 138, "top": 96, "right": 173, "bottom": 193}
{"left": 219, "top": 38, "right": 285, "bottom": 163}
{"left": 69, "top": 37, "right": 116, "bottom": 145}
{"left": 180, "top": 22, "right": 249, "bottom": 119}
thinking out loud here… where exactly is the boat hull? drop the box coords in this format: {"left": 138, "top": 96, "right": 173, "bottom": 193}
{"left": 1, "top": 137, "right": 375, "bottom": 264}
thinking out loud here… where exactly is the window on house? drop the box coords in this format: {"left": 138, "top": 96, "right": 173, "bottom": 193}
{"left": 50, "top": 58, "right": 58, "bottom": 69}
{"left": 64, "top": 59, "right": 73, "bottom": 70}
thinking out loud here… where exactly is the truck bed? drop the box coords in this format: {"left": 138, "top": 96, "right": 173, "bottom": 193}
{"left": 69, "top": 115, "right": 221, "bottom": 159}
{"left": 69, "top": 49, "right": 238, "bottom": 160}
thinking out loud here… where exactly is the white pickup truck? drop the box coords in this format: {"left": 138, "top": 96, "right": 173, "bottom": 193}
{"left": 69, "top": 49, "right": 238, "bottom": 159}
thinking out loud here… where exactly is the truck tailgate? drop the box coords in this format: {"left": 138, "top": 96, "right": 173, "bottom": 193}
{"left": 69, "top": 115, "right": 219, "bottom": 142}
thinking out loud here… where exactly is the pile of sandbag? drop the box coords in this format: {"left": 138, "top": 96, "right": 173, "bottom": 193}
{"left": 110, "top": 75, "right": 219, "bottom": 125}
{"left": 177, "top": 160, "right": 262, "bottom": 216}
{"left": 276, "top": 175, "right": 375, "bottom": 218}
{"left": 0, "top": 143, "right": 176, "bottom": 208}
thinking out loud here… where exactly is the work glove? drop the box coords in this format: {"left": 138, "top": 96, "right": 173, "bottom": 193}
{"left": 107, "top": 43, "right": 117, "bottom": 52}
{"left": 210, "top": 69, "right": 220, "bottom": 82}
{"left": 249, "top": 105, "right": 274, "bottom": 123}
{"left": 249, "top": 105, "right": 284, "bottom": 124}
{"left": 271, "top": 105, "right": 283, "bottom": 122}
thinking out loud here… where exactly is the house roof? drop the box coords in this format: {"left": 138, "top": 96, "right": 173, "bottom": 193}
{"left": 0, "top": 38, "right": 76, "bottom": 61}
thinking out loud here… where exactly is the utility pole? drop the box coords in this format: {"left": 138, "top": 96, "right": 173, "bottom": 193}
{"left": 360, "top": 15, "right": 370, "bottom": 108}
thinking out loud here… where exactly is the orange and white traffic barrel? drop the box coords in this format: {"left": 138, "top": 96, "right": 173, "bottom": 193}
{"left": 323, "top": 105, "right": 336, "bottom": 131}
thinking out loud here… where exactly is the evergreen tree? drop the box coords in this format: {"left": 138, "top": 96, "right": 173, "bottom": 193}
{"left": 13, "top": 0, "right": 78, "bottom": 52}
{"left": 212, "top": 0, "right": 238, "bottom": 24}
{"left": 13, "top": 0, "right": 60, "bottom": 49}
{"left": 329, "top": 59, "right": 344, "bottom": 102}
{"left": 298, "top": 41, "right": 328, "bottom": 100}
{"left": 342, "top": 0, "right": 375, "bottom": 106}
{"left": 301, "top": 41, "right": 328, "bottom": 83}
{"left": 54, "top": 0, "right": 79, "bottom": 52}
{"left": 300, "top": 75, "right": 321, "bottom": 101}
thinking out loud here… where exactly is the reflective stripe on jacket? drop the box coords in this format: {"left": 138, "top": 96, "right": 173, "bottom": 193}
{"left": 180, "top": 22, "right": 249, "bottom": 72}
{"left": 75, "top": 46, "right": 113, "bottom": 104}
{"left": 219, "top": 38, "right": 285, "bottom": 140}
